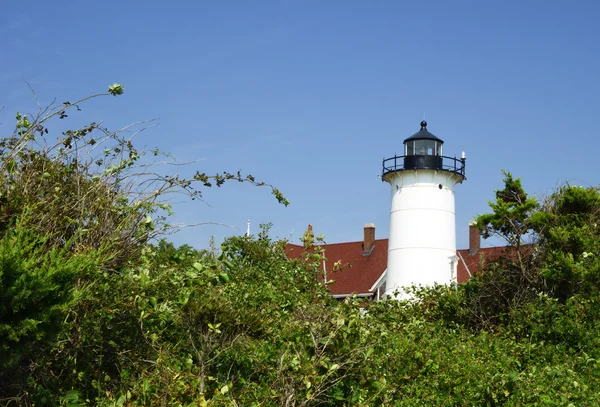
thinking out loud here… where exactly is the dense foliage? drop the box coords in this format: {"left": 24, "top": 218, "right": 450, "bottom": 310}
{"left": 2, "top": 90, "right": 600, "bottom": 405}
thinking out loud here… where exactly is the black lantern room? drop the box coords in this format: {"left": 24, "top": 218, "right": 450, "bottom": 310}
{"left": 382, "top": 121, "right": 466, "bottom": 179}
{"left": 403, "top": 121, "right": 443, "bottom": 171}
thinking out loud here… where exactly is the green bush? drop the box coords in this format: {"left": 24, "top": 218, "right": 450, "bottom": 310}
{"left": 5, "top": 93, "right": 600, "bottom": 405}
{"left": 0, "top": 227, "right": 98, "bottom": 368}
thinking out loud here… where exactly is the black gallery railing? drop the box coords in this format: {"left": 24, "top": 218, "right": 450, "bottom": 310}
{"left": 382, "top": 155, "right": 466, "bottom": 178}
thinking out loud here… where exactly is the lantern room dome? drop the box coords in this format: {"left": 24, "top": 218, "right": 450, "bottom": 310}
{"left": 403, "top": 121, "right": 443, "bottom": 143}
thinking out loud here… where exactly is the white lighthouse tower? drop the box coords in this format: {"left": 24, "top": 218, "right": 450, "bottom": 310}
{"left": 382, "top": 121, "right": 466, "bottom": 298}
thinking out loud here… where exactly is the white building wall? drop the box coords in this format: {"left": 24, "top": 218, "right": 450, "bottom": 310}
{"left": 384, "top": 170, "right": 463, "bottom": 298}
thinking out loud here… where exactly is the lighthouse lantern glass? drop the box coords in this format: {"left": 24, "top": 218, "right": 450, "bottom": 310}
{"left": 407, "top": 140, "right": 439, "bottom": 156}
{"left": 402, "top": 132, "right": 445, "bottom": 159}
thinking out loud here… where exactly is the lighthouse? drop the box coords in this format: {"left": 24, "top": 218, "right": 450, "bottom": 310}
{"left": 382, "top": 121, "right": 466, "bottom": 298}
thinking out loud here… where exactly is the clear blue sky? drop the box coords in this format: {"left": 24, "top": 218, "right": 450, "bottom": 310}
{"left": 1, "top": 0, "right": 599, "bottom": 249}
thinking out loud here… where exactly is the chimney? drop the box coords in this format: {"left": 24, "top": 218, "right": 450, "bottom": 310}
{"left": 303, "top": 224, "right": 314, "bottom": 248}
{"left": 363, "top": 223, "right": 375, "bottom": 255}
{"left": 469, "top": 221, "right": 480, "bottom": 254}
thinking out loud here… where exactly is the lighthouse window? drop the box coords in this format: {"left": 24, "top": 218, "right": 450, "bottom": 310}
{"left": 426, "top": 140, "right": 435, "bottom": 155}
{"left": 406, "top": 140, "right": 442, "bottom": 156}
{"left": 414, "top": 140, "right": 436, "bottom": 155}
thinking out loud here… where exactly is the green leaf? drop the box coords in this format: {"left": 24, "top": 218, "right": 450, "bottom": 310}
{"left": 108, "top": 83, "right": 124, "bottom": 96}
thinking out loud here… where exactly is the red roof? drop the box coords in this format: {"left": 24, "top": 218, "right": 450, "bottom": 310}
{"left": 456, "top": 247, "right": 507, "bottom": 283}
{"left": 287, "top": 238, "right": 506, "bottom": 297}
{"left": 287, "top": 239, "right": 388, "bottom": 296}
